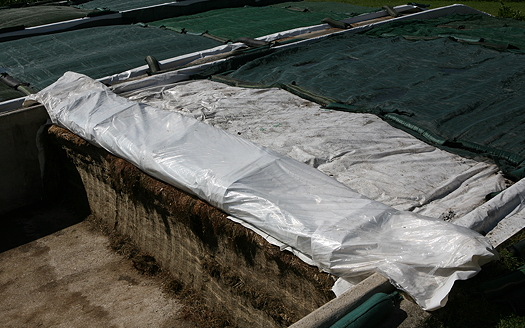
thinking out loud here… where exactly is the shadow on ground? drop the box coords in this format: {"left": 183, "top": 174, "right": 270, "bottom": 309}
{"left": 0, "top": 201, "right": 89, "bottom": 253}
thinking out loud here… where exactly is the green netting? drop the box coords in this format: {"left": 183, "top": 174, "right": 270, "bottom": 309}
{"left": 148, "top": 2, "right": 377, "bottom": 41}
{"left": 363, "top": 14, "right": 525, "bottom": 52}
{"left": 75, "top": 0, "right": 176, "bottom": 11}
{"left": 0, "top": 24, "right": 221, "bottom": 100}
{"left": 201, "top": 14, "right": 525, "bottom": 170}
{"left": 0, "top": 6, "right": 91, "bottom": 29}
{"left": 270, "top": 1, "right": 376, "bottom": 13}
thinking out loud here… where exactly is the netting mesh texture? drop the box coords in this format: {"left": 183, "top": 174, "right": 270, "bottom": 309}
{"left": 364, "top": 13, "right": 525, "bottom": 51}
{"left": 0, "top": 6, "right": 92, "bottom": 29}
{"left": 149, "top": 2, "right": 377, "bottom": 40}
{"left": 74, "top": 0, "right": 177, "bottom": 12}
{"left": 202, "top": 14, "right": 525, "bottom": 173}
{"left": 0, "top": 24, "right": 221, "bottom": 96}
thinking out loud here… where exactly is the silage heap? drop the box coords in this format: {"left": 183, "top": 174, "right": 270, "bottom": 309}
{"left": 27, "top": 72, "right": 497, "bottom": 311}
{"left": 5, "top": 0, "right": 524, "bottom": 316}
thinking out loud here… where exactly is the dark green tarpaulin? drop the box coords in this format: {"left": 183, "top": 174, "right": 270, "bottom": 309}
{"left": 149, "top": 2, "right": 377, "bottom": 40}
{"left": 75, "top": 0, "right": 296, "bottom": 14}
{"left": 0, "top": 6, "right": 92, "bottom": 29}
{"left": 75, "top": 0, "right": 181, "bottom": 11}
{"left": 200, "top": 14, "right": 525, "bottom": 173}
{"left": 0, "top": 24, "right": 221, "bottom": 100}
{"left": 363, "top": 14, "right": 525, "bottom": 52}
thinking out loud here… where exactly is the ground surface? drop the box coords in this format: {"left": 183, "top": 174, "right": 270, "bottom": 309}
{"left": 0, "top": 217, "right": 195, "bottom": 328}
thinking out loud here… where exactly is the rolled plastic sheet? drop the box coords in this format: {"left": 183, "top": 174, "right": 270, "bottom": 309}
{"left": 454, "top": 178, "right": 525, "bottom": 246}
{"left": 26, "top": 72, "right": 497, "bottom": 310}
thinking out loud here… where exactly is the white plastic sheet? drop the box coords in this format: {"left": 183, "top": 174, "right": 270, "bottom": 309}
{"left": 27, "top": 72, "right": 497, "bottom": 310}
{"left": 126, "top": 80, "right": 505, "bottom": 220}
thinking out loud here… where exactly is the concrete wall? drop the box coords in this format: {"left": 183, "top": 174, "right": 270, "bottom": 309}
{"left": 0, "top": 105, "right": 49, "bottom": 214}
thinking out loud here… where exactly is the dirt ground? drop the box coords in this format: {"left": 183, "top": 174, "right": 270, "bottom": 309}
{"left": 0, "top": 217, "right": 196, "bottom": 328}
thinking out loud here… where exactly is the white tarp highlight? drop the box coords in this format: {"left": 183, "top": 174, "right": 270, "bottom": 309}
{"left": 125, "top": 80, "right": 505, "bottom": 220}
{"left": 27, "top": 72, "right": 497, "bottom": 310}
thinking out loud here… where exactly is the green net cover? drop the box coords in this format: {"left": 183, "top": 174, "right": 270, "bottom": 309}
{"left": 0, "top": 24, "right": 221, "bottom": 99}
{"left": 205, "top": 15, "right": 525, "bottom": 171}
{"left": 149, "top": 2, "right": 377, "bottom": 40}
{"left": 363, "top": 14, "right": 525, "bottom": 52}
{"left": 0, "top": 6, "right": 91, "bottom": 29}
{"left": 270, "top": 1, "right": 377, "bottom": 14}
{"left": 75, "top": 0, "right": 177, "bottom": 12}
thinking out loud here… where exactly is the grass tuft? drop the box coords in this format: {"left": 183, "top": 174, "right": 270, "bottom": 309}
{"left": 498, "top": 1, "right": 525, "bottom": 19}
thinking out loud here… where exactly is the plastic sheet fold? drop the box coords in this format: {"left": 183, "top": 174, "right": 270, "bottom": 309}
{"left": 27, "top": 72, "right": 497, "bottom": 310}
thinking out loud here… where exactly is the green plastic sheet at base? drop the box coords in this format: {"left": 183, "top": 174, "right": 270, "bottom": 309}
{"left": 214, "top": 15, "right": 525, "bottom": 171}
{"left": 0, "top": 25, "right": 221, "bottom": 94}
{"left": 330, "top": 292, "right": 400, "bottom": 328}
{"left": 149, "top": 2, "right": 377, "bottom": 40}
{"left": 0, "top": 6, "right": 91, "bottom": 29}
